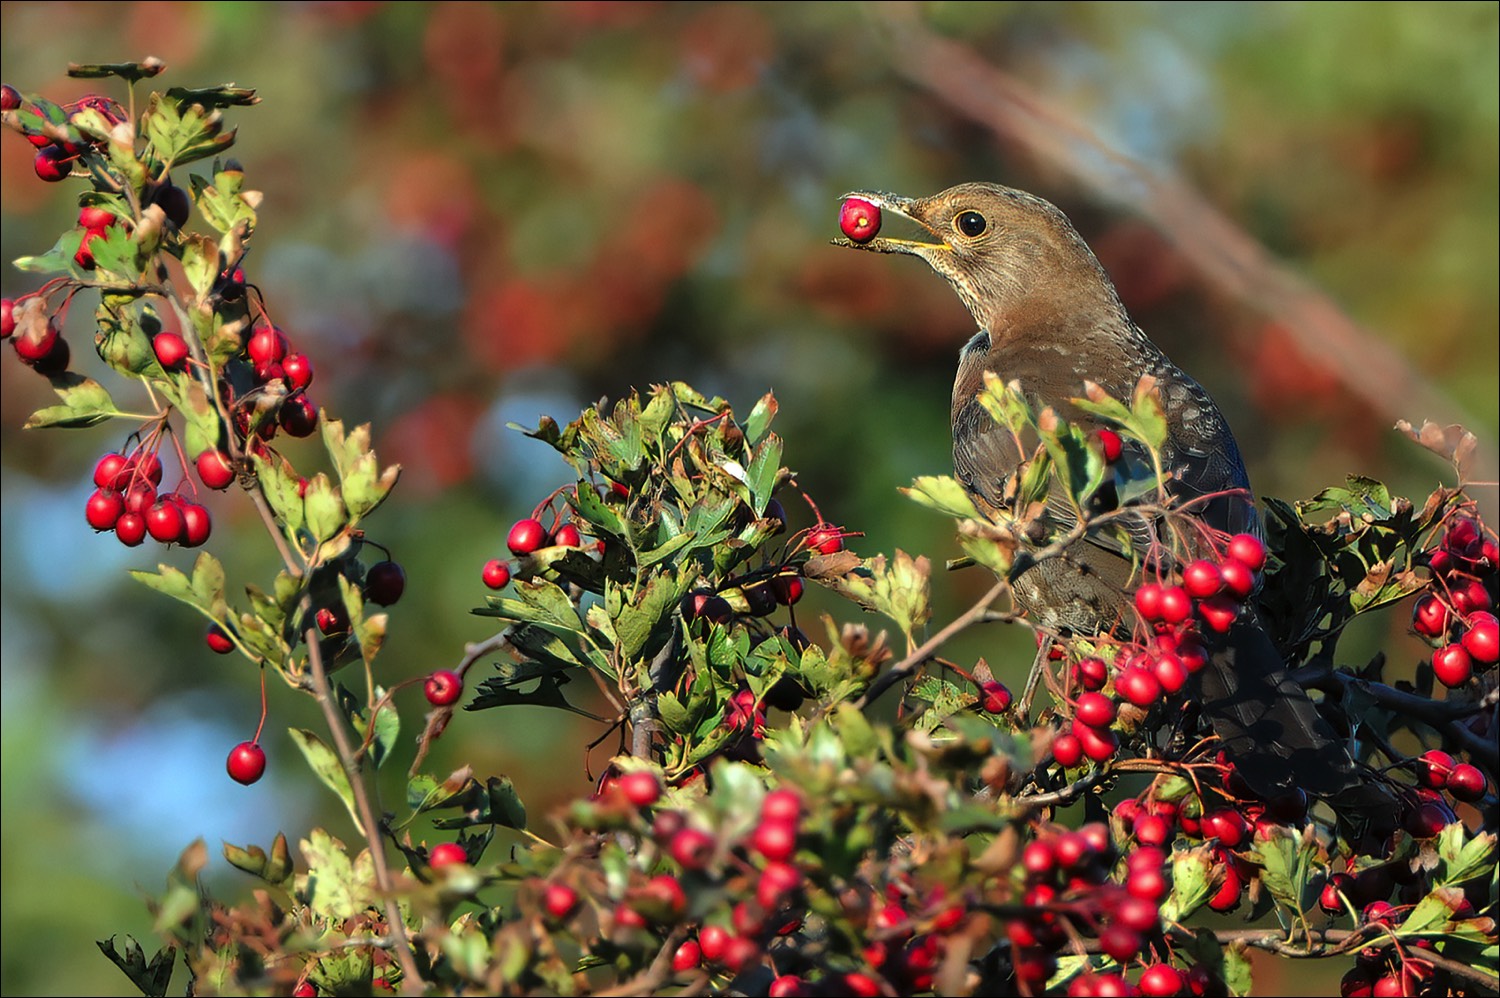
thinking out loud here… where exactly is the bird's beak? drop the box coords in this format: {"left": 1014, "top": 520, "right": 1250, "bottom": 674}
{"left": 830, "top": 190, "right": 951, "bottom": 257}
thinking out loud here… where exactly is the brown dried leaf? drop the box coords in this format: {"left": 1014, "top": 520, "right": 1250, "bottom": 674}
{"left": 1396, "top": 419, "right": 1481, "bottom": 481}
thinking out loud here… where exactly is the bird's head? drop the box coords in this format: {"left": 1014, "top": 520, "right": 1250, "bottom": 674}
{"left": 832, "top": 182, "right": 1124, "bottom": 336}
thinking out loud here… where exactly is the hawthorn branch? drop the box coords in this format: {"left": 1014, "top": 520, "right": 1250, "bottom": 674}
{"left": 1293, "top": 662, "right": 1499, "bottom": 774}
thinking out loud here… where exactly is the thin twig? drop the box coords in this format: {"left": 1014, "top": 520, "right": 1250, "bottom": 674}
{"left": 858, "top": 580, "right": 1009, "bottom": 708}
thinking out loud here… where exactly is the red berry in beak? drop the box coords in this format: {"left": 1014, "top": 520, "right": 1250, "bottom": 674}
{"left": 839, "top": 197, "right": 881, "bottom": 243}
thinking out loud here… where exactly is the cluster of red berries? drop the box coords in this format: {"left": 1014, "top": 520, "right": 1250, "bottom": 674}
{"left": 228, "top": 320, "right": 321, "bottom": 445}
{"left": 85, "top": 447, "right": 213, "bottom": 548}
{"left": 1050, "top": 534, "right": 1268, "bottom": 768}
{"left": 4, "top": 88, "right": 127, "bottom": 182}
{"left": 1411, "top": 515, "right": 1497, "bottom": 687}
{"left": 1011, "top": 822, "right": 1215, "bottom": 997}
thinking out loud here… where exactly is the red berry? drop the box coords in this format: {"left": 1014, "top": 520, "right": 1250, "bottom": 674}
{"left": 698, "top": 924, "right": 731, "bottom": 964}
{"left": 1074, "top": 656, "right": 1109, "bottom": 691}
{"left": 683, "top": 590, "right": 733, "bottom": 624}
{"left": 1153, "top": 653, "right": 1189, "bottom": 694}
{"left": 1207, "top": 859, "right": 1244, "bottom": 913}
{"left": 1096, "top": 427, "right": 1123, "bottom": 463}
{"left": 1218, "top": 559, "right": 1256, "bottom": 601}
{"left": 1117, "top": 665, "right": 1162, "bottom": 707}
{"left": 1418, "top": 749, "right": 1455, "bottom": 788}
{"left": 196, "top": 450, "right": 235, "bottom": 490}
{"left": 771, "top": 573, "right": 804, "bottom": 605}
{"left": 207, "top": 624, "right": 235, "bottom": 654}
{"left": 1412, "top": 594, "right": 1451, "bottom": 638}
{"left": 618, "top": 770, "right": 661, "bottom": 808}
{"left": 365, "top": 560, "right": 406, "bottom": 606}
{"left": 1073, "top": 719, "right": 1118, "bottom": 762}
{"left": 79, "top": 205, "right": 114, "bottom": 231}
{"left": 481, "top": 559, "right": 512, "bottom": 589}
{"left": 1450, "top": 578, "right": 1492, "bottom": 616}
{"left": 1052, "top": 733, "right": 1084, "bottom": 767}
{"left": 1138, "top": 964, "right": 1183, "bottom": 997}
{"left": 1197, "top": 594, "right": 1239, "bottom": 633}
{"left": 281, "top": 352, "right": 314, "bottom": 390}
{"left": 1022, "top": 840, "right": 1056, "bottom": 877}
{"left": 751, "top": 818, "right": 798, "bottom": 862}
{"left": 762, "top": 789, "right": 803, "bottom": 824}
{"left": 1202, "top": 808, "right": 1248, "bottom": 848}
{"left": 1126, "top": 863, "right": 1169, "bottom": 903}
{"left": 13, "top": 319, "right": 58, "bottom": 361}
{"left": 34, "top": 145, "right": 75, "bottom": 182}
{"left": 807, "top": 522, "right": 843, "bottom": 555}
{"left": 0, "top": 84, "right": 19, "bottom": 111}
{"left": 152, "top": 331, "right": 191, "bottom": 371}
{"left": 424, "top": 669, "right": 462, "bottom": 706}
{"left": 768, "top": 976, "right": 806, "bottom": 998}
{"left": 1444, "top": 517, "right": 1484, "bottom": 561}
{"left": 1403, "top": 798, "right": 1454, "bottom": 839}
{"left": 669, "top": 826, "right": 716, "bottom": 870}
{"left": 1159, "top": 585, "right": 1192, "bottom": 624}
{"left": 1099, "top": 924, "right": 1141, "bottom": 963}
{"left": 1133, "top": 813, "right": 1172, "bottom": 847}
{"left": 1074, "top": 691, "right": 1116, "bottom": 728}
{"left": 123, "top": 481, "right": 157, "bottom": 515}
{"left": 247, "top": 325, "right": 288, "bottom": 366}
{"left": 145, "top": 499, "right": 185, "bottom": 543}
{"left": 979, "top": 679, "right": 1012, "bottom": 713}
{"left": 552, "top": 522, "right": 583, "bottom": 547}
{"left": 279, "top": 395, "right": 319, "bottom": 437}
{"left": 0, "top": 298, "right": 14, "bottom": 338}
{"left": 292, "top": 983, "right": 316, "bottom": 998}
{"left": 838, "top": 197, "right": 881, "bottom": 243}
{"left": 315, "top": 605, "right": 348, "bottom": 635}
{"left": 178, "top": 501, "right": 212, "bottom": 547}
{"left": 543, "top": 883, "right": 579, "bottom": 920}
{"left": 1446, "top": 763, "right": 1486, "bottom": 802}
{"left": 428, "top": 842, "right": 467, "bottom": 869}
{"left": 1182, "top": 559, "right": 1223, "bottom": 599}
{"left": 507, "top": 518, "right": 547, "bottom": 556}
{"left": 672, "top": 939, "right": 702, "bottom": 972}
{"left": 756, "top": 860, "right": 804, "bottom": 908}
{"left": 1461, "top": 611, "right": 1498, "bottom": 663}
{"left": 226, "top": 741, "right": 266, "bottom": 785}
{"left": 74, "top": 229, "right": 102, "bottom": 270}
{"left": 1135, "top": 582, "right": 1164, "bottom": 622}
{"left": 85, "top": 488, "right": 124, "bottom": 531}
{"left": 1432, "top": 643, "right": 1474, "bottom": 687}
{"left": 1226, "top": 533, "right": 1266, "bottom": 571}
{"left": 115, "top": 512, "right": 147, "bottom": 546}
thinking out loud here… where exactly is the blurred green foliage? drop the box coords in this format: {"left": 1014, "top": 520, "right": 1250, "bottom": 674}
{"left": 1, "top": 3, "right": 1494, "bottom": 994}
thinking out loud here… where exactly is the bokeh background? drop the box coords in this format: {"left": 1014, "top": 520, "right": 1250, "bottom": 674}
{"left": 2, "top": 3, "right": 1495, "bottom": 994}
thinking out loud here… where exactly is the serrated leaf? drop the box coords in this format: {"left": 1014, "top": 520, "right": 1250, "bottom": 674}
{"left": 130, "top": 564, "right": 201, "bottom": 610}
{"left": 96, "top": 935, "right": 175, "bottom": 998}
{"left": 251, "top": 451, "right": 305, "bottom": 534}
{"left": 297, "top": 828, "right": 378, "bottom": 921}
{"left": 301, "top": 473, "right": 345, "bottom": 543}
{"left": 23, "top": 374, "right": 123, "bottom": 428}
{"left": 426, "top": 776, "right": 528, "bottom": 830}
{"left": 288, "top": 729, "right": 362, "bottom": 835}
{"left": 902, "top": 475, "right": 980, "bottom": 518}
{"left": 179, "top": 233, "right": 221, "bottom": 298}
{"left": 569, "top": 480, "right": 625, "bottom": 538}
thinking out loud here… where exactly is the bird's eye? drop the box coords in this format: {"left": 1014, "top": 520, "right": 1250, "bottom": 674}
{"left": 956, "top": 211, "right": 987, "bottom": 237}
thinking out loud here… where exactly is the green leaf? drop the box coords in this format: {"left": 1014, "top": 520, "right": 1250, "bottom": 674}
{"left": 297, "top": 828, "right": 379, "bottom": 921}
{"left": 427, "top": 776, "right": 528, "bottom": 830}
{"left": 902, "top": 475, "right": 980, "bottom": 518}
{"left": 130, "top": 564, "right": 201, "bottom": 611}
{"left": 179, "top": 233, "right": 221, "bottom": 299}
{"left": 613, "top": 572, "right": 694, "bottom": 662}
{"left": 1250, "top": 825, "right": 1317, "bottom": 913}
{"left": 743, "top": 391, "right": 778, "bottom": 446}
{"left": 1433, "top": 824, "right": 1496, "bottom": 886}
{"left": 250, "top": 450, "right": 305, "bottom": 534}
{"left": 302, "top": 473, "right": 346, "bottom": 543}
{"left": 744, "top": 433, "right": 783, "bottom": 514}
{"left": 288, "top": 729, "right": 362, "bottom": 834}
{"left": 977, "top": 371, "right": 1034, "bottom": 435}
{"left": 1161, "top": 845, "right": 1216, "bottom": 921}
{"left": 23, "top": 374, "right": 123, "bottom": 428}
{"left": 569, "top": 480, "right": 625, "bottom": 538}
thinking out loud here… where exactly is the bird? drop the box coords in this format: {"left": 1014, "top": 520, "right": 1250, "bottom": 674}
{"left": 833, "top": 182, "right": 1382, "bottom": 806}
